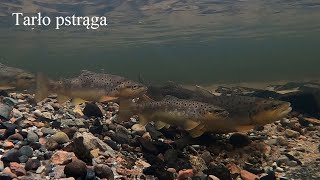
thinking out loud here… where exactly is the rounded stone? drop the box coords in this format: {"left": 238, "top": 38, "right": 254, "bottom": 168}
{"left": 50, "top": 132, "right": 70, "bottom": 144}
{"left": 41, "top": 128, "right": 56, "bottom": 135}
{"left": 19, "top": 146, "right": 33, "bottom": 158}
{"left": 18, "top": 155, "right": 29, "bottom": 163}
{"left": 64, "top": 158, "right": 87, "bottom": 178}
{"left": 25, "top": 159, "right": 41, "bottom": 171}
{"left": 45, "top": 139, "right": 60, "bottom": 151}
{"left": 94, "top": 164, "right": 114, "bottom": 179}
{"left": 1, "top": 149, "right": 21, "bottom": 162}
{"left": 27, "top": 132, "right": 39, "bottom": 143}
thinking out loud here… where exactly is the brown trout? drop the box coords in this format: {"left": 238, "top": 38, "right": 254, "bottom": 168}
{"left": 144, "top": 83, "right": 292, "bottom": 133}
{"left": 119, "top": 95, "right": 229, "bottom": 137}
{"left": 35, "top": 70, "right": 147, "bottom": 104}
{"left": 0, "top": 63, "right": 35, "bottom": 91}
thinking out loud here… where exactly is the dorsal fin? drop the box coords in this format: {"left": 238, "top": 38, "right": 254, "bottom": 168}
{"left": 194, "top": 85, "right": 214, "bottom": 97}
{"left": 80, "top": 70, "right": 95, "bottom": 76}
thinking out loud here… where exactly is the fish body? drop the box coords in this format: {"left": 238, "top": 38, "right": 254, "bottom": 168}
{"left": 0, "top": 63, "right": 35, "bottom": 91}
{"left": 145, "top": 84, "right": 292, "bottom": 133}
{"left": 120, "top": 95, "right": 229, "bottom": 137}
{"left": 35, "top": 70, "right": 147, "bottom": 103}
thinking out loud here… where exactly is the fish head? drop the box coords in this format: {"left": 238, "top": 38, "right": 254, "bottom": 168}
{"left": 15, "top": 72, "right": 36, "bottom": 90}
{"left": 250, "top": 99, "right": 292, "bottom": 125}
{"left": 116, "top": 81, "right": 147, "bottom": 98}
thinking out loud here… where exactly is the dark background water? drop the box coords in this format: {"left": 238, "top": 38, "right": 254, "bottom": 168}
{"left": 0, "top": 0, "right": 320, "bottom": 84}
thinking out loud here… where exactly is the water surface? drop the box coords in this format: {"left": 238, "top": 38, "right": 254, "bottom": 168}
{"left": 0, "top": 0, "right": 320, "bottom": 84}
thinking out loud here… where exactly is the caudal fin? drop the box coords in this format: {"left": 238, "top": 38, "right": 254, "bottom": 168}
{"left": 35, "top": 73, "right": 50, "bottom": 102}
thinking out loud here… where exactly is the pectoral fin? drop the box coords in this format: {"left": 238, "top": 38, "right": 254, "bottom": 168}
{"left": 155, "top": 121, "right": 167, "bottom": 130}
{"left": 183, "top": 119, "right": 200, "bottom": 131}
{"left": 188, "top": 124, "right": 205, "bottom": 138}
{"left": 71, "top": 98, "right": 87, "bottom": 106}
{"left": 138, "top": 115, "right": 149, "bottom": 126}
{"left": 99, "top": 96, "right": 118, "bottom": 102}
{"left": 235, "top": 125, "right": 254, "bottom": 132}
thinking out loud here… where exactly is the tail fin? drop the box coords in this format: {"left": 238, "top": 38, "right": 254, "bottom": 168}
{"left": 35, "top": 73, "right": 50, "bottom": 102}
{"left": 117, "top": 99, "right": 135, "bottom": 122}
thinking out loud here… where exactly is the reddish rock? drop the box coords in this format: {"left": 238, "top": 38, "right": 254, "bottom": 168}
{"left": 39, "top": 137, "right": 47, "bottom": 145}
{"left": 9, "top": 162, "right": 26, "bottom": 176}
{"left": 51, "top": 151, "right": 76, "bottom": 165}
{"left": 240, "top": 170, "right": 259, "bottom": 180}
{"left": 3, "top": 141, "right": 14, "bottom": 149}
{"left": 227, "top": 163, "right": 241, "bottom": 177}
{"left": 2, "top": 167, "right": 18, "bottom": 178}
{"left": 178, "top": 169, "right": 194, "bottom": 180}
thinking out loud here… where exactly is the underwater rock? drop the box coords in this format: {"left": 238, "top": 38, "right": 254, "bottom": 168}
{"left": 1, "top": 149, "right": 21, "bottom": 162}
{"left": 25, "top": 159, "right": 41, "bottom": 171}
{"left": 19, "top": 145, "right": 33, "bottom": 158}
{"left": 50, "top": 132, "right": 70, "bottom": 144}
{"left": 0, "top": 103, "right": 12, "bottom": 120}
{"left": 229, "top": 133, "right": 252, "bottom": 147}
{"left": 27, "top": 131, "right": 39, "bottom": 143}
{"left": 64, "top": 158, "right": 87, "bottom": 178}
{"left": 83, "top": 102, "right": 103, "bottom": 118}
{"left": 94, "top": 164, "right": 114, "bottom": 179}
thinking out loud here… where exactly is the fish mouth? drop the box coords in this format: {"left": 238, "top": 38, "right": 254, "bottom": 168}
{"left": 280, "top": 107, "right": 292, "bottom": 116}
{"left": 278, "top": 103, "right": 292, "bottom": 116}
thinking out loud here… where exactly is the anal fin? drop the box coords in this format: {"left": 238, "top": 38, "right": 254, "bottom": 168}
{"left": 183, "top": 119, "right": 200, "bottom": 131}
{"left": 235, "top": 125, "right": 254, "bottom": 132}
{"left": 188, "top": 124, "right": 205, "bottom": 138}
{"left": 99, "top": 96, "right": 118, "bottom": 102}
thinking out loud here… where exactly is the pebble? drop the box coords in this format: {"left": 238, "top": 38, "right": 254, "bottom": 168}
{"left": 46, "top": 138, "right": 60, "bottom": 151}
{"left": 19, "top": 145, "right": 33, "bottom": 157}
{"left": 9, "top": 162, "right": 26, "bottom": 176}
{"left": 131, "top": 124, "right": 146, "bottom": 135}
{"left": 51, "top": 132, "right": 70, "bottom": 144}
{"left": 178, "top": 169, "right": 193, "bottom": 180}
{"left": 285, "top": 129, "right": 300, "bottom": 138}
{"left": 286, "top": 160, "right": 298, "bottom": 167}
{"left": 41, "top": 128, "right": 56, "bottom": 135}
{"left": 18, "top": 155, "right": 29, "bottom": 163}
{"left": 51, "top": 151, "right": 76, "bottom": 165}
{"left": 240, "top": 170, "right": 259, "bottom": 180}
{"left": 1, "top": 149, "right": 21, "bottom": 162}
{"left": 277, "top": 136, "right": 289, "bottom": 146}
{"left": 94, "top": 164, "right": 114, "bottom": 179}
{"left": 33, "top": 110, "right": 42, "bottom": 117}
{"left": 3, "top": 141, "right": 14, "bottom": 149}
{"left": 27, "top": 131, "right": 39, "bottom": 143}
{"left": 209, "top": 175, "right": 220, "bottom": 180}
{"left": 2, "top": 167, "right": 17, "bottom": 178}
{"left": 64, "top": 158, "right": 87, "bottom": 178}
{"left": 229, "top": 133, "right": 251, "bottom": 147}
{"left": 36, "top": 165, "right": 46, "bottom": 174}
{"left": 25, "top": 159, "right": 41, "bottom": 171}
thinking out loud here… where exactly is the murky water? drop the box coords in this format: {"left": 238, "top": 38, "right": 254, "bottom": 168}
{"left": 0, "top": 0, "right": 320, "bottom": 84}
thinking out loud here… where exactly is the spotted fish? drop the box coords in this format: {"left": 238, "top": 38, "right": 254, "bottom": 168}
{"left": 35, "top": 70, "right": 147, "bottom": 104}
{"left": 119, "top": 95, "right": 229, "bottom": 137}
{"left": 0, "top": 63, "right": 35, "bottom": 91}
